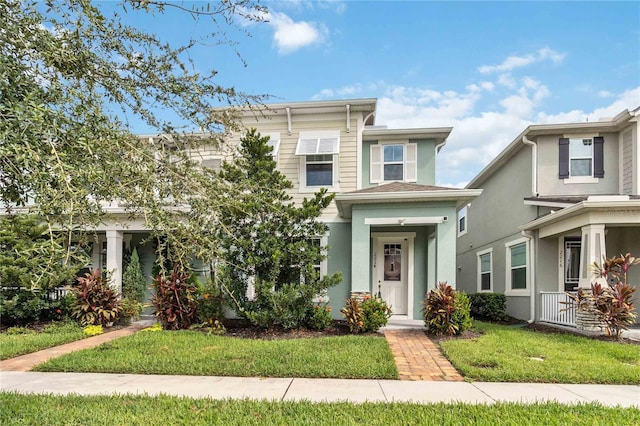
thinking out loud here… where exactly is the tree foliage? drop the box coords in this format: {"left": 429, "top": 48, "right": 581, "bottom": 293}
{"left": 122, "top": 248, "right": 146, "bottom": 303}
{"left": 0, "top": 0, "right": 267, "bottom": 272}
{"left": 215, "top": 129, "right": 342, "bottom": 329}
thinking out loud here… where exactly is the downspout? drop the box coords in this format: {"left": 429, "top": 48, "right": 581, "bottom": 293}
{"left": 346, "top": 104, "right": 351, "bottom": 133}
{"left": 522, "top": 136, "right": 537, "bottom": 196}
{"left": 435, "top": 140, "right": 447, "bottom": 154}
{"left": 521, "top": 230, "right": 536, "bottom": 324}
{"left": 286, "top": 107, "right": 292, "bottom": 135}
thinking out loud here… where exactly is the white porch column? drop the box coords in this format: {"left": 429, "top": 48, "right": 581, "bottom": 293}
{"left": 106, "top": 230, "right": 124, "bottom": 293}
{"left": 578, "top": 224, "right": 607, "bottom": 288}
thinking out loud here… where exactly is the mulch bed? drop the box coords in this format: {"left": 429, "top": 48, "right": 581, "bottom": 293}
{"left": 205, "top": 319, "right": 377, "bottom": 340}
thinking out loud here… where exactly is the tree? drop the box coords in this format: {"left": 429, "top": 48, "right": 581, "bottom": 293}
{"left": 122, "top": 248, "right": 146, "bottom": 303}
{"left": 0, "top": 0, "right": 267, "bottom": 273}
{"left": 215, "top": 129, "right": 342, "bottom": 329}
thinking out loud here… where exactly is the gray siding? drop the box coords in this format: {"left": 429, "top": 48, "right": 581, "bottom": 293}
{"left": 622, "top": 129, "right": 633, "bottom": 195}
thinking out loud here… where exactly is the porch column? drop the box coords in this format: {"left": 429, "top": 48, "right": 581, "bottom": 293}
{"left": 426, "top": 230, "right": 437, "bottom": 292}
{"left": 106, "top": 230, "right": 124, "bottom": 293}
{"left": 436, "top": 220, "right": 456, "bottom": 288}
{"left": 578, "top": 224, "right": 606, "bottom": 288}
{"left": 351, "top": 212, "right": 371, "bottom": 292}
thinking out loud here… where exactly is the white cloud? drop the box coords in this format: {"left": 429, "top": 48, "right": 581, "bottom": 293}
{"left": 598, "top": 90, "right": 614, "bottom": 98}
{"left": 267, "top": 11, "right": 327, "bottom": 54}
{"left": 478, "top": 47, "right": 566, "bottom": 74}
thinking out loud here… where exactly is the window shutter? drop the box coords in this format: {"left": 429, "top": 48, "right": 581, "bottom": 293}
{"left": 405, "top": 143, "right": 417, "bottom": 182}
{"left": 593, "top": 136, "right": 604, "bottom": 178}
{"left": 370, "top": 144, "right": 382, "bottom": 183}
{"left": 558, "top": 138, "right": 569, "bottom": 179}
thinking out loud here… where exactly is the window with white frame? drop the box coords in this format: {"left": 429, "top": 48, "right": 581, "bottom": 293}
{"left": 265, "top": 133, "right": 281, "bottom": 159}
{"left": 558, "top": 136, "right": 604, "bottom": 180}
{"left": 506, "top": 239, "right": 528, "bottom": 293}
{"left": 296, "top": 131, "right": 340, "bottom": 191}
{"left": 457, "top": 206, "right": 467, "bottom": 236}
{"left": 477, "top": 248, "right": 492, "bottom": 292}
{"left": 370, "top": 143, "right": 417, "bottom": 183}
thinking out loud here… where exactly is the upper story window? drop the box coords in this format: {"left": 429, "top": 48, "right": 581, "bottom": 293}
{"left": 559, "top": 136, "right": 604, "bottom": 181}
{"left": 265, "top": 133, "right": 281, "bottom": 159}
{"left": 457, "top": 206, "right": 468, "bottom": 237}
{"left": 370, "top": 143, "right": 417, "bottom": 184}
{"left": 295, "top": 130, "right": 340, "bottom": 192}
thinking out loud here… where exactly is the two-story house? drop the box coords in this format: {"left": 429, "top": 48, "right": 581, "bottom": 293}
{"left": 80, "top": 98, "right": 480, "bottom": 320}
{"left": 455, "top": 107, "right": 640, "bottom": 328}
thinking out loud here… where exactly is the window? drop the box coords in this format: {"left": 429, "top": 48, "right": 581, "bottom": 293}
{"left": 265, "top": 133, "right": 281, "bottom": 158}
{"left": 559, "top": 136, "right": 604, "bottom": 180}
{"left": 370, "top": 143, "right": 417, "bottom": 183}
{"left": 457, "top": 206, "right": 467, "bottom": 236}
{"left": 505, "top": 239, "right": 528, "bottom": 294}
{"left": 477, "top": 249, "right": 492, "bottom": 292}
{"left": 296, "top": 131, "right": 340, "bottom": 191}
{"left": 305, "top": 154, "right": 334, "bottom": 187}
{"left": 564, "top": 238, "right": 581, "bottom": 292}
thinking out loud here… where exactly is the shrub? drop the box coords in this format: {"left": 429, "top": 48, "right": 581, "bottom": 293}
{"left": 341, "top": 295, "right": 392, "bottom": 333}
{"left": 568, "top": 253, "right": 638, "bottom": 338}
{"left": 361, "top": 296, "right": 392, "bottom": 332}
{"left": 70, "top": 269, "right": 122, "bottom": 326}
{"left": 306, "top": 304, "right": 333, "bottom": 331}
{"left": 196, "top": 277, "right": 225, "bottom": 326}
{"left": 469, "top": 293, "right": 508, "bottom": 322}
{"left": 423, "top": 282, "right": 471, "bottom": 336}
{"left": 122, "top": 248, "right": 146, "bottom": 304}
{"left": 151, "top": 265, "right": 198, "bottom": 330}
{"left": 83, "top": 325, "right": 103, "bottom": 336}
{"left": 119, "top": 297, "right": 143, "bottom": 324}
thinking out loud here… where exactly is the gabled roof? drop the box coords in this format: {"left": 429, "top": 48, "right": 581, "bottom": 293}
{"left": 335, "top": 182, "right": 482, "bottom": 218}
{"left": 466, "top": 108, "right": 637, "bottom": 189}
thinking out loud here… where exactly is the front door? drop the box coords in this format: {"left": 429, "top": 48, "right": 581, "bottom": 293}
{"left": 374, "top": 240, "right": 408, "bottom": 315}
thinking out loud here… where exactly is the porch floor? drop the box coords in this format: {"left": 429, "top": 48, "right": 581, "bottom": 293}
{"left": 383, "top": 329, "right": 463, "bottom": 381}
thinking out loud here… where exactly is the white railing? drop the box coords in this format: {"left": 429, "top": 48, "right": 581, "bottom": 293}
{"left": 540, "top": 292, "right": 576, "bottom": 327}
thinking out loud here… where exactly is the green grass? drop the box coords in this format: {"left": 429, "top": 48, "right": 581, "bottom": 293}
{"left": 440, "top": 322, "right": 640, "bottom": 384}
{"left": 2, "top": 393, "right": 638, "bottom": 426}
{"left": 0, "top": 322, "right": 85, "bottom": 360}
{"left": 33, "top": 331, "right": 398, "bottom": 379}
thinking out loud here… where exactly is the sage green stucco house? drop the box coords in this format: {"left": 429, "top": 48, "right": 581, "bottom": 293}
{"left": 84, "top": 98, "right": 480, "bottom": 320}
{"left": 455, "top": 107, "right": 640, "bottom": 329}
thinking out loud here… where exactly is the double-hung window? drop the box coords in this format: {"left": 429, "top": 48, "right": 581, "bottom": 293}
{"left": 457, "top": 206, "right": 468, "bottom": 236}
{"left": 505, "top": 238, "right": 529, "bottom": 294}
{"left": 477, "top": 248, "right": 492, "bottom": 292}
{"left": 559, "top": 136, "right": 604, "bottom": 181}
{"left": 370, "top": 143, "right": 417, "bottom": 183}
{"left": 296, "top": 131, "right": 340, "bottom": 191}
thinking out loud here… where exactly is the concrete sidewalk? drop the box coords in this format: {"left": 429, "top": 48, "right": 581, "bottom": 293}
{"left": 1, "top": 371, "right": 638, "bottom": 407}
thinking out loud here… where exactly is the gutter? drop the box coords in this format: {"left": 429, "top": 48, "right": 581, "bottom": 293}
{"left": 522, "top": 136, "right": 537, "bottom": 196}
{"left": 521, "top": 230, "right": 536, "bottom": 324}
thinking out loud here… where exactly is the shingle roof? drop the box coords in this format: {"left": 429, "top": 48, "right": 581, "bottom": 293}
{"left": 345, "top": 182, "right": 463, "bottom": 194}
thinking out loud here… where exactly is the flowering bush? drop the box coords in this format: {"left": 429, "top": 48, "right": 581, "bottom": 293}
{"left": 306, "top": 304, "right": 333, "bottom": 330}
{"left": 83, "top": 325, "right": 103, "bottom": 336}
{"left": 342, "top": 295, "right": 392, "bottom": 333}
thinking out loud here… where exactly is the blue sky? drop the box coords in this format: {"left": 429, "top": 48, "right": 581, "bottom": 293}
{"left": 109, "top": 1, "right": 639, "bottom": 187}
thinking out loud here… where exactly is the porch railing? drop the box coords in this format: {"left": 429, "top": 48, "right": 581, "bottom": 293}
{"left": 540, "top": 292, "right": 576, "bottom": 327}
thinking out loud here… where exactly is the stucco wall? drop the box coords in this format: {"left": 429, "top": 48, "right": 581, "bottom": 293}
{"left": 537, "top": 132, "right": 620, "bottom": 196}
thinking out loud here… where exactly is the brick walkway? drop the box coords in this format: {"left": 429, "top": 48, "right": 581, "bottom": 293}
{"left": 384, "top": 329, "right": 463, "bottom": 381}
{"left": 0, "top": 324, "right": 147, "bottom": 372}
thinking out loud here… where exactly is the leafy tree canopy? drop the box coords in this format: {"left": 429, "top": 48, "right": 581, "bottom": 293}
{"left": 0, "top": 0, "right": 267, "bottom": 269}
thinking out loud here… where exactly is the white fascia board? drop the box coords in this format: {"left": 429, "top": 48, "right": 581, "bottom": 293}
{"left": 363, "top": 127, "right": 452, "bottom": 142}
{"left": 365, "top": 216, "right": 446, "bottom": 225}
{"left": 520, "top": 199, "right": 640, "bottom": 231}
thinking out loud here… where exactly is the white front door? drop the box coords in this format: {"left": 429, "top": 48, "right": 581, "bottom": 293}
{"left": 374, "top": 239, "right": 408, "bottom": 315}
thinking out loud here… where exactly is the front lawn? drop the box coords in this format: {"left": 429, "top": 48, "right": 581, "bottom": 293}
{"left": 440, "top": 322, "right": 640, "bottom": 384}
{"left": 33, "top": 330, "right": 398, "bottom": 379}
{"left": 2, "top": 393, "right": 637, "bottom": 426}
{"left": 0, "top": 322, "right": 85, "bottom": 360}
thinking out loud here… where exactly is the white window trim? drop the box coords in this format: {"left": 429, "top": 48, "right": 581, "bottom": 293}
{"left": 505, "top": 237, "right": 530, "bottom": 296}
{"left": 457, "top": 206, "right": 468, "bottom": 237}
{"left": 299, "top": 154, "right": 340, "bottom": 192}
{"left": 264, "top": 132, "right": 281, "bottom": 159}
{"left": 563, "top": 176, "right": 599, "bottom": 184}
{"left": 370, "top": 141, "right": 417, "bottom": 184}
{"left": 476, "top": 247, "right": 493, "bottom": 293}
